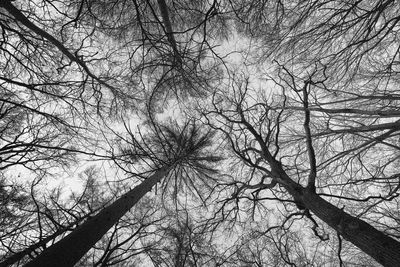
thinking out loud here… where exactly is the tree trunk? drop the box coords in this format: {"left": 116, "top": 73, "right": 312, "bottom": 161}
{"left": 23, "top": 167, "right": 169, "bottom": 267}
{"left": 156, "top": 0, "right": 182, "bottom": 66}
{"left": 0, "top": 219, "right": 80, "bottom": 267}
{"left": 299, "top": 188, "right": 400, "bottom": 267}
{"left": 269, "top": 160, "right": 400, "bottom": 266}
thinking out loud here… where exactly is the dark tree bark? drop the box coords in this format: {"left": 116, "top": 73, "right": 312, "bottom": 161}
{"left": 23, "top": 167, "right": 169, "bottom": 267}
{"left": 300, "top": 189, "right": 400, "bottom": 267}
{"left": 263, "top": 144, "right": 400, "bottom": 267}
{"left": 0, "top": 219, "right": 80, "bottom": 267}
{"left": 209, "top": 84, "right": 400, "bottom": 266}
{"left": 259, "top": 138, "right": 400, "bottom": 267}
{"left": 156, "top": 0, "right": 182, "bottom": 66}
{"left": 274, "top": 168, "right": 400, "bottom": 266}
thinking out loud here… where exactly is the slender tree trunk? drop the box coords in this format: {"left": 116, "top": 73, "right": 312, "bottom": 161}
{"left": 23, "top": 167, "right": 169, "bottom": 267}
{"left": 298, "top": 188, "right": 400, "bottom": 267}
{"left": 156, "top": 0, "right": 182, "bottom": 66}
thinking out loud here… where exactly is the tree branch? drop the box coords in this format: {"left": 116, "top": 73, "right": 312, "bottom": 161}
{"left": 302, "top": 81, "right": 317, "bottom": 192}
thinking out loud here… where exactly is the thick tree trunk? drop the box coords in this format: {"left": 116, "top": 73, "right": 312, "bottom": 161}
{"left": 23, "top": 167, "right": 169, "bottom": 267}
{"left": 269, "top": 160, "right": 400, "bottom": 266}
{"left": 299, "top": 188, "right": 400, "bottom": 267}
{"left": 0, "top": 219, "right": 80, "bottom": 267}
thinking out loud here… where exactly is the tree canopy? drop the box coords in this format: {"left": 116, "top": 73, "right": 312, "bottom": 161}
{"left": 1, "top": 0, "right": 400, "bottom": 266}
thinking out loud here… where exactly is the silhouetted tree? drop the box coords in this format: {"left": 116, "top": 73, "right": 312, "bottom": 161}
{"left": 205, "top": 73, "right": 400, "bottom": 266}
{"left": 0, "top": 167, "right": 108, "bottom": 266}
{"left": 24, "top": 121, "right": 221, "bottom": 267}
{"left": 3, "top": 0, "right": 400, "bottom": 266}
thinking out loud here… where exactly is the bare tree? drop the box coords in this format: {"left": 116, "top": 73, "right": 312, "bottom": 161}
{"left": 204, "top": 73, "right": 400, "bottom": 266}
{"left": 73, "top": 196, "right": 164, "bottom": 267}
{"left": 142, "top": 207, "right": 222, "bottom": 267}
{"left": 23, "top": 121, "right": 220, "bottom": 267}
{"left": 0, "top": 167, "right": 108, "bottom": 267}
{"left": 4, "top": 0, "right": 400, "bottom": 266}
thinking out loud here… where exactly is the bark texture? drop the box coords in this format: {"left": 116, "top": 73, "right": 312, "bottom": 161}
{"left": 23, "top": 168, "right": 168, "bottom": 267}
{"left": 299, "top": 188, "right": 400, "bottom": 267}
{"left": 270, "top": 160, "right": 400, "bottom": 266}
